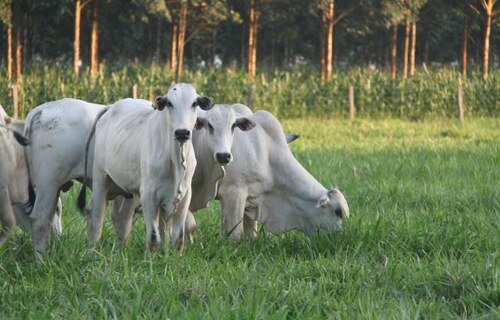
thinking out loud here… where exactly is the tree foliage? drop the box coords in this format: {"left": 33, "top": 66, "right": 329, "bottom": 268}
{"left": 0, "top": 0, "right": 498, "bottom": 71}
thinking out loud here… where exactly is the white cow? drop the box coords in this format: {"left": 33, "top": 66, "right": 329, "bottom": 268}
{"left": 215, "top": 110, "right": 349, "bottom": 240}
{"left": 103, "top": 103, "right": 256, "bottom": 243}
{"left": 24, "top": 98, "right": 136, "bottom": 257}
{"left": 0, "top": 106, "right": 29, "bottom": 246}
{"left": 190, "top": 103, "right": 256, "bottom": 213}
{"left": 80, "top": 83, "right": 213, "bottom": 251}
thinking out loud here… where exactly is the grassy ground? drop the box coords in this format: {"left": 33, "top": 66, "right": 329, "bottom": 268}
{"left": 1, "top": 118, "right": 499, "bottom": 319}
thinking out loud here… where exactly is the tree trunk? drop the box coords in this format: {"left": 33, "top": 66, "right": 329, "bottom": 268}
{"left": 319, "top": 20, "right": 326, "bottom": 84}
{"left": 403, "top": 19, "right": 410, "bottom": 80}
{"left": 251, "top": 10, "right": 258, "bottom": 77}
{"left": 482, "top": 0, "right": 493, "bottom": 80}
{"left": 325, "top": 1, "right": 334, "bottom": 81}
{"left": 391, "top": 24, "right": 397, "bottom": 79}
{"left": 155, "top": 17, "right": 162, "bottom": 62}
{"left": 410, "top": 21, "right": 416, "bottom": 77}
{"left": 177, "top": 1, "right": 187, "bottom": 79}
{"left": 247, "top": 0, "right": 257, "bottom": 80}
{"left": 16, "top": 26, "right": 22, "bottom": 85}
{"left": 461, "top": 16, "right": 468, "bottom": 77}
{"left": 170, "top": 19, "right": 178, "bottom": 75}
{"left": 7, "top": 24, "right": 13, "bottom": 87}
{"left": 74, "top": 0, "right": 81, "bottom": 76}
{"left": 90, "top": 1, "right": 99, "bottom": 79}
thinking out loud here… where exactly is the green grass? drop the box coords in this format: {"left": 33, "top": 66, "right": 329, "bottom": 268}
{"left": 1, "top": 118, "right": 499, "bottom": 319}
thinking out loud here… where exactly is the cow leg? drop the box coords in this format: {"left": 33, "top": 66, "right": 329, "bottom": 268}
{"left": 87, "top": 174, "right": 109, "bottom": 244}
{"left": 111, "top": 196, "right": 137, "bottom": 243}
{"left": 219, "top": 190, "right": 246, "bottom": 241}
{"left": 30, "top": 186, "right": 60, "bottom": 257}
{"left": 169, "top": 188, "right": 190, "bottom": 252}
{"left": 185, "top": 210, "right": 197, "bottom": 243}
{"left": 13, "top": 203, "right": 31, "bottom": 233}
{"left": 52, "top": 197, "right": 63, "bottom": 236}
{"left": 243, "top": 215, "right": 258, "bottom": 240}
{"left": 0, "top": 189, "right": 16, "bottom": 246}
{"left": 141, "top": 194, "right": 161, "bottom": 251}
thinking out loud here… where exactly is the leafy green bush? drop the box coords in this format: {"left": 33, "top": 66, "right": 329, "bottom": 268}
{"left": 0, "top": 64, "right": 498, "bottom": 119}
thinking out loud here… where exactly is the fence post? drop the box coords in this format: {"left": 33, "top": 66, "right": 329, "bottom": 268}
{"left": 457, "top": 81, "right": 464, "bottom": 122}
{"left": 12, "top": 84, "right": 19, "bottom": 118}
{"left": 349, "top": 84, "right": 355, "bottom": 121}
{"left": 133, "top": 84, "right": 138, "bottom": 99}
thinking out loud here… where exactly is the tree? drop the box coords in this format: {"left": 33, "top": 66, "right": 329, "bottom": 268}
{"left": 0, "top": 0, "right": 13, "bottom": 87}
{"left": 403, "top": 0, "right": 428, "bottom": 77}
{"left": 90, "top": 0, "right": 99, "bottom": 79}
{"left": 382, "top": 0, "right": 405, "bottom": 79}
{"left": 479, "top": 0, "right": 499, "bottom": 79}
{"left": 247, "top": 0, "right": 258, "bottom": 79}
{"left": 74, "top": 0, "right": 82, "bottom": 76}
{"left": 311, "top": 0, "right": 353, "bottom": 83}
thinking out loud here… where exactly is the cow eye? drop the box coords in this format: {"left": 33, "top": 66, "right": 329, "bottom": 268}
{"left": 167, "top": 101, "right": 173, "bottom": 108}
{"left": 192, "top": 102, "right": 198, "bottom": 108}
{"left": 231, "top": 123, "right": 237, "bottom": 132}
{"left": 208, "top": 123, "right": 214, "bottom": 134}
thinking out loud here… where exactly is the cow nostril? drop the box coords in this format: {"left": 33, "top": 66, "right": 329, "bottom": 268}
{"left": 174, "top": 129, "right": 191, "bottom": 142}
{"left": 215, "top": 152, "right": 232, "bottom": 164}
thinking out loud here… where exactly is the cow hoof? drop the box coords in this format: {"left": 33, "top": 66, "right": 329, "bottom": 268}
{"left": 148, "top": 242, "right": 161, "bottom": 252}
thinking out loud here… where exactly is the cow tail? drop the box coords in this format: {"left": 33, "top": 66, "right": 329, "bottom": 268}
{"left": 23, "top": 112, "right": 39, "bottom": 214}
{"left": 77, "top": 107, "right": 109, "bottom": 213}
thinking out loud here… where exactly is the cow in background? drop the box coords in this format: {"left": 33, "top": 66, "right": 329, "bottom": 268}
{"left": 0, "top": 106, "right": 30, "bottom": 246}
{"left": 24, "top": 99, "right": 137, "bottom": 258}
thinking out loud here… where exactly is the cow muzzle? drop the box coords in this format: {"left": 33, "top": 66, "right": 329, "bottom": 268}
{"left": 215, "top": 152, "right": 232, "bottom": 165}
{"left": 174, "top": 129, "right": 191, "bottom": 142}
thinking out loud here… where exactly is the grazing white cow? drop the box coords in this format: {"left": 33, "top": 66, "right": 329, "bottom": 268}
{"left": 0, "top": 106, "right": 29, "bottom": 246}
{"left": 80, "top": 83, "right": 213, "bottom": 251}
{"left": 24, "top": 98, "right": 136, "bottom": 257}
{"left": 214, "top": 110, "right": 349, "bottom": 240}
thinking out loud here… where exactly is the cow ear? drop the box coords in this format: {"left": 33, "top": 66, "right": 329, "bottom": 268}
{"left": 235, "top": 117, "right": 256, "bottom": 131}
{"left": 153, "top": 96, "right": 167, "bottom": 111}
{"left": 197, "top": 96, "right": 214, "bottom": 111}
{"left": 285, "top": 133, "right": 299, "bottom": 144}
{"left": 195, "top": 117, "right": 208, "bottom": 130}
{"left": 315, "top": 195, "right": 331, "bottom": 208}
{"left": 327, "top": 188, "right": 340, "bottom": 200}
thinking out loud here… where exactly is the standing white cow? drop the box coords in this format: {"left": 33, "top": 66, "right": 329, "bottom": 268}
{"left": 215, "top": 110, "right": 349, "bottom": 240}
{"left": 80, "top": 83, "right": 213, "bottom": 251}
{"left": 24, "top": 98, "right": 136, "bottom": 257}
{"left": 0, "top": 106, "right": 29, "bottom": 246}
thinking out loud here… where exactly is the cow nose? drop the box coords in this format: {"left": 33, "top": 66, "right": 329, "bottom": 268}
{"left": 174, "top": 129, "right": 191, "bottom": 142}
{"left": 215, "top": 152, "right": 232, "bottom": 165}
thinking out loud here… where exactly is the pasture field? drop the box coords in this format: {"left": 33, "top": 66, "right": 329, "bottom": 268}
{"left": 1, "top": 117, "right": 499, "bottom": 319}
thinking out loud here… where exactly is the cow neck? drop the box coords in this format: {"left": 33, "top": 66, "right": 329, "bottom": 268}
{"left": 148, "top": 112, "right": 185, "bottom": 166}
{"left": 191, "top": 130, "right": 225, "bottom": 210}
{"left": 273, "top": 148, "right": 327, "bottom": 202}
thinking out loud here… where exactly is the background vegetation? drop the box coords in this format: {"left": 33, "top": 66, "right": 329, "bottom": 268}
{"left": 0, "top": 65, "right": 499, "bottom": 119}
{"left": 1, "top": 118, "right": 499, "bottom": 318}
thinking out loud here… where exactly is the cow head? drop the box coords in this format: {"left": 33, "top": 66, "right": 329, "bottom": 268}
{"left": 153, "top": 83, "right": 213, "bottom": 143}
{"left": 195, "top": 104, "right": 256, "bottom": 165}
{"left": 315, "top": 188, "right": 349, "bottom": 229}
